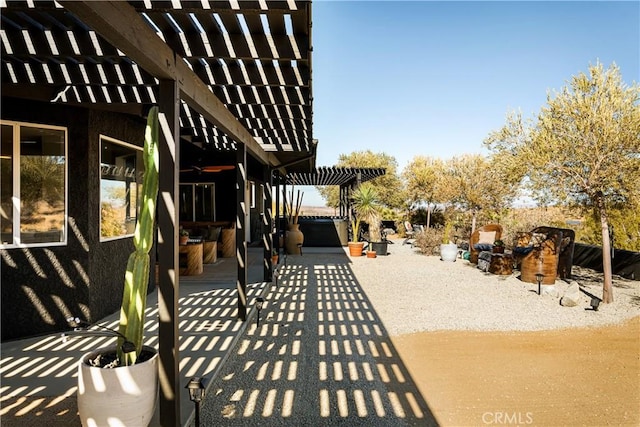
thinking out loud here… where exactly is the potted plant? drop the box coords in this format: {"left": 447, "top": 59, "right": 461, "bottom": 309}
{"left": 179, "top": 228, "right": 189, "bottom": 245}
{"left": 70, "top": 107, "right": 160, "bottom": 427}
{"left": 283, "top": 187, "right": 304, "bottom": 254}
{"left": 440, "top": 220, "right": 458, "bottom": 262}
{"left": 348, "top": 184, "right": 380, "bottom": 257}
{"left": 493, "top": 239, "right": 505, "bottom": 254}
{"left": 271, "top": 248, "right": 279, "bottom": 265}
{"left": 367, "top": 221, "right": 388, "bottom": 256}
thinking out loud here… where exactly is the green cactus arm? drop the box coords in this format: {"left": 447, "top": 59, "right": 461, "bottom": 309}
{"left": 134, "top": 107, "right": 159, "bottom": 254}
{"left": 119, "top": 252, "right": 150, "bottom": 365}
{"left": 117, "top": 107, "right": 159, "bottom": 365}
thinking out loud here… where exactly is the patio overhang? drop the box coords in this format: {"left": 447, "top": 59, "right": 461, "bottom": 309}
{"left": 284, "top": 166, "right": 386, "bottom": 186}
{"left": 2, "top": 0, "right": 314, "bottom": 171}
{"left": 1, "top": 1, "right": 313, "bottom": 426}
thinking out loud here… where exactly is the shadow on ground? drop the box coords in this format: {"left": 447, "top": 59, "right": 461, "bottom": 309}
{"left": 201, "top": 251, "right": 439, "bottom": 426}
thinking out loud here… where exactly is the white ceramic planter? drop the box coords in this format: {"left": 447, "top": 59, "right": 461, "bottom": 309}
{"left": 78, "top": 345, "right": 158, "bottom": 427}
{"left": 440, "top": 243, "right": 458, "bottom": 262}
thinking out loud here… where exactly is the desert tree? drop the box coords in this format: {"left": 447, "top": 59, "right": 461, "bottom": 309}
{"left": 487, "top": 62, "right": 640, "bottom": 303}
{"left": 447, "top": 154, "right": 520, "bottom": 232}
{"left": 402, "top": 156, "right": 447, "bottom": 228}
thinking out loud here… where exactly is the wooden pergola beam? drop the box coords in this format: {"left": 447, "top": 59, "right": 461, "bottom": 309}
{"left": 58, "top": 0, "right": 277, "bottom": 167}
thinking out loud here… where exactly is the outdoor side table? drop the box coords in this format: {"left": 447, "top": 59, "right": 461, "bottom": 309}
{"left": 179, "top": 242, "right": 203, "bottom": 275}
{"left": 221, "top": 228, "right": 236, "bottom": 258}
{"left": 203, "top": 241, "right": 217, "bottom": 264}
{"left": 489, "top": 253, "right": 514, "bottom": 275}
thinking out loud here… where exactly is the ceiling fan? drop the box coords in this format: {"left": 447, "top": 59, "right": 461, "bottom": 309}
{"left": 180, "top": 165, "right": 235, "bottom": 173}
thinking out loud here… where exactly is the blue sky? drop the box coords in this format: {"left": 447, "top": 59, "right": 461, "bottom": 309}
{"left": 300, "top": 0, "right": 639, "bottom": 206}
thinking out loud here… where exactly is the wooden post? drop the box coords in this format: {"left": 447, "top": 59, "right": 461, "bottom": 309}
{"left": 157, "top": 79, "right": 181, "bottom": 427}
{"left": 263, "top": 167, "right": 273, "bottom": 282}
{"left": 236, "top": 145, "right": 248, "bottom": 321}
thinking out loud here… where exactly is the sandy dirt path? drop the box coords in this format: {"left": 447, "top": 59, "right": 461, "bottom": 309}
{"left": 391, "top": 316, "right": 640, "bottom": 427}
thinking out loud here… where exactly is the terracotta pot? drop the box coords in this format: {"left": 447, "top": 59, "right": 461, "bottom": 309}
{"left": 366, "top": 250, "right": 377, "bottom": 258}
{"left": 285, "top": 224, "right": 304, "bottom": 255}
{"left": 272, "top": 255, "right": 279, "bottom": 265}
{"left": 179, "top": 235, "right": 189, "bottom": 245}
{"left": 348, "top": 242, "right": 364, "bottom": 257}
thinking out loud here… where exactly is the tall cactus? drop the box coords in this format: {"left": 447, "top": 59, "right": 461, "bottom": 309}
{"left": 117, "top": 106, "right": 159, "bottom": 365}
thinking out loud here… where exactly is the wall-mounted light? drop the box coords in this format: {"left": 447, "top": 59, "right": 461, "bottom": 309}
{"left": 186, "top": 376, "right": 208, "bottom": 427}
{"left": 535, "top": 273, "right": 544, "bottom": 295}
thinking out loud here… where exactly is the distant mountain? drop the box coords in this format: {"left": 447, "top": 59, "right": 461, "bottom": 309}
{"left": 299, "top": 205, "right": 336, "bottom": 216}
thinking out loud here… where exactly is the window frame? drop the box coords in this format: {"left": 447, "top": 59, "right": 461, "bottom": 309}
{"left": 179, "top": 182, "right": 216, "bottom": 222}
{"left": 99, "top": 134, "right": 143, "bottom": 242}
{"left": 0, "top": 120, "right": 68, "bottom": 249}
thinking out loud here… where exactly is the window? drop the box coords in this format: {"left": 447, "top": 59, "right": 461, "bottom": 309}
{"left": 179, "top": 183, "right": 216, "bottom": 222}
{"left": 100, "top": 136, "right": 142, "bottom": 241}
{"left": 1, "top": 121, "right": 67, "bottom": 247}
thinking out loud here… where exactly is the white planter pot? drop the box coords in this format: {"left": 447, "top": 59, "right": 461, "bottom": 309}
{"left": 440, "top": 243, "right": 458, "bottom": 262}
{"left": 78, "top": 345, "right": 158, "bottom": 427}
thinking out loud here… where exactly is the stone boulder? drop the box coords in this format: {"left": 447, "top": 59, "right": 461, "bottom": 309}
{"left": 560, "top": 281, "right": 581, "bottom": 307}
{"left": 541, "top": 285, "right": 558, "bottom": 298}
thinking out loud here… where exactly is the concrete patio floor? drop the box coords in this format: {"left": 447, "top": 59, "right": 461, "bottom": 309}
{"left": 0, "top": 247, "right": 273, "bottom": 427}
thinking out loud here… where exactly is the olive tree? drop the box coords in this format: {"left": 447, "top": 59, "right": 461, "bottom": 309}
{"left": 486, "top": 62, "right": 640, "bottom": 303}
{"left": 402, "top": 156, "right": 446, "bottom": 228}
{"left": 447, "top": 154, "right": 520, "bottom": 232}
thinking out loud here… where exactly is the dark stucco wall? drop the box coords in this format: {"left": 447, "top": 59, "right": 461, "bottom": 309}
{"left": 1, "top": 98, "right": 145, "bottom": 341}
{"left": 86, "top": 110, "right": 146, "bottom": 325}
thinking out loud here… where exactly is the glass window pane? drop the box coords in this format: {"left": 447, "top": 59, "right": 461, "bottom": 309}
{"left": 100, "top": 137, "right": 142, "bottom": 240}
{"left": 1, "top": 124, "right": 13, "bottom": 244}
{"left": 19, "top": 126, "right": 66, "bottom": 244}
{"left": 194, "top": 183, "right": 215, "bottom": 221}
{"left": 179, "top": 184, "right": 194, "bottom": 222}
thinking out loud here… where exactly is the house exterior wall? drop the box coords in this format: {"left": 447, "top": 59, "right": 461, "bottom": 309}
{"left": 1, "top": 98, "right": 145, "bottom": 341}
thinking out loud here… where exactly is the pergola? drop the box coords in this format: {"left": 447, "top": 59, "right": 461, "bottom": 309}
{"left": 284, "top": 166, "right": 386, "bottom": 217}
{"left": 1, "top": 1, "right": 313, "bottom": 425}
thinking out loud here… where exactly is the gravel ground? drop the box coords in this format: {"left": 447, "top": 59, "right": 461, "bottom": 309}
{"left": 199, "top": 240, "right": 639, "bottom": 426}
{"left": 349, "top": 238, "right": 640, "bottom": 335}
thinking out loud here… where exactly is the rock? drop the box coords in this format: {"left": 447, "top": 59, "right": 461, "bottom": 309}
{"left": 541, "top": 285, "right": 558, "bottom": 298}
{"left": 555, "top": 280, "right": 571, "bottom": 295}
{"left": 560, "top": 281, "right": 581, "bottom": 307}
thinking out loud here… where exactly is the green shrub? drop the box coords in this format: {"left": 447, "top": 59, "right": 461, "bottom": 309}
{"left": 414, "top": 227, "right": 444, "bottom": 255}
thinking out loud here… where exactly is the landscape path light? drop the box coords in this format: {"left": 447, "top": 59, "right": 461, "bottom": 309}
{"left": 535, "top": 273, "right": 544, "bottom": 296}
{"left": 186, "top": 376, "right": 207, "bottom": 427}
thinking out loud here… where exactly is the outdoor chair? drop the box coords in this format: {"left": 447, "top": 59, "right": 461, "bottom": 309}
{"left": 469, "top": 224, "right": 503, "bottom": 264}
{"left": 514, "top": 226, "right": 575, "bottom": 284}
{"left": 402, "top": 221, "right": 415, "bottom": 245}
{"left": 402, "top": 221, "right": 423, "bottom": 246}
